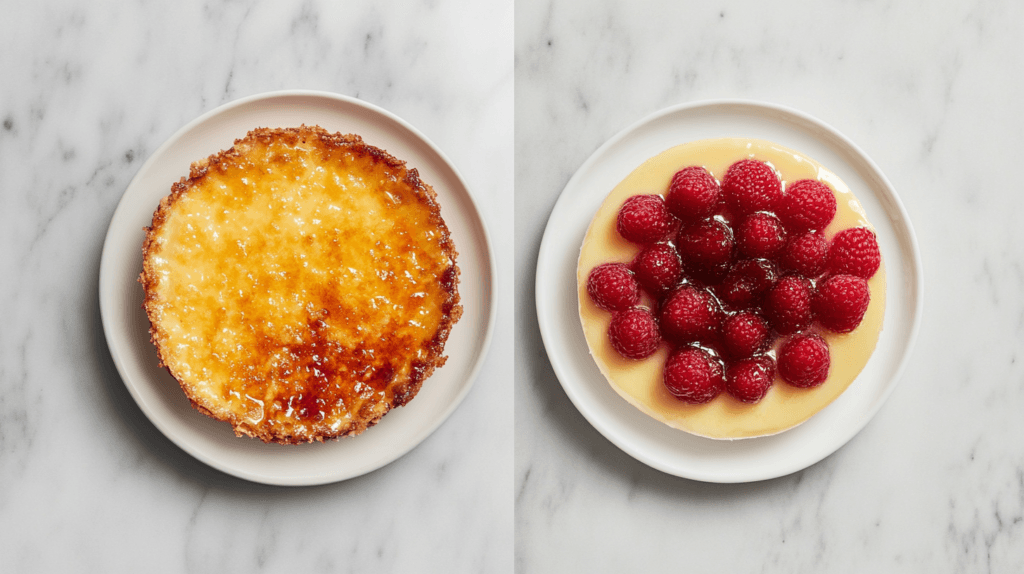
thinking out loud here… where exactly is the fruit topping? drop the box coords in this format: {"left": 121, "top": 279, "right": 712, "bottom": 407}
{"left": 663, "top": 346, "right": 724, "bottom": 404}
{"left": 608, "top": 308, "right": 662, "bottom": 359}
{"left": 659, "top": 286, "right": 722, "bottom": 344}
{"left": 764, "top": 275, "right": 813, "bottom": 335}
{"left": 720, "top": 311, "right": 770, "bottom": 360}
{"left": 588, "top": 151, "right": 881, "bottom": 416}
{"left": 587, "top": 263, "right": 640, "bottom": 312}
{"left": 827, "top": 227, "right": 881, "bottom": 279}
{"left": 676, "top": 218, "right": 734, "bottom": 275}
{"left": 736, "top": 212, "right": 787, "bottom": 259}
{"left": 666, "top": 166, "right": 721, "bottom": 222}
{"left": 781, "top": 231, "right": 828, "bottom": 278}
{"left": 717, "top": 258, "right": 778, "bottom": 310}
{"left": 813, "top": 274, "right": 870, "bottom": 333}
{"left": 778, "top": 179, "right": 837, "bottom": 232}
{"left": 631, "top": 243, "right": 683, "bottom": 295}
{"left": 778, "top": 334, "right": 831, "bottom": 388}
{"left": 722, "top": 159, "right": 783, "bottom": 216}
{"left": 726, "top": 356, "right": 777, "bottom": 403}
{"left": 617, "top": 194, "right": 677, "bottom": 244}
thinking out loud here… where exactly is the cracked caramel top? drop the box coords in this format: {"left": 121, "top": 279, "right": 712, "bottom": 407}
{"left": 141, "top": 126, "right": 461, "bottom": 444}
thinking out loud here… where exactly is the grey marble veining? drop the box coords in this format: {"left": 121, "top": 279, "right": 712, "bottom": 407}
{"left": 516, "top": 1, "right": 1024, "bottom": 572}
{"left": 11, "top": 0, "right": 1024, "bottom": 570}
{"left": 0, "top": 2, "right": 512, "bottom": 572}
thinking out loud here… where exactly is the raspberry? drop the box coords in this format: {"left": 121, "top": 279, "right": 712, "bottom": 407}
{"left": 778, "top": 180, "right": 837, "bottom": 232}
{"left": 722, "top": 159, "right": 782, "bottom": 216}
{"left": 676, "top": 218, "right": 735, "bottom": 274}
{"left": 585, "top": 154, "right": 883, "bottom": 414}
{"left": 726, "top": 356, "right": 776, "bottom": 403}
{"left": 631, "top": 243, "right": 683, "bottom": 295}
{"left": 717, "top": 259, "right": 777, "bottom": 310}
{"left": 659, "top": 286, "right": 722, "bottom": 344}
{"left": 586, "top": 263, "right": 640, "bottom": 312}
{"left": 736, "top": 212, "right": 787, "bottom": 259}
{"left": 608, "top": 308, "right": 661, "bottom": 359}
{"left": 721, "top": 311, "right": 770, "bottom": 360}
{"left": 617, "top": 194, "right": 677, "bottom": 244}
{"left": 827, "top": 227, "right": 881, "bottom": 279}
{"left": 763, "top": 275, "right": 812, "bottom": 335}
{"left": 778, "top": 334, "right": 831, "bottom": 388}
{"left": 666, "top": 166, "right": 721, "bottom": 222}
{"left": 813, "top": 274, "right": 870, "bottom": 333}
{"left": 663, "top": 346, "right": 724, "bottom": 404}
{"left": 781, "top": 231, "right": 828, "bottom": 277}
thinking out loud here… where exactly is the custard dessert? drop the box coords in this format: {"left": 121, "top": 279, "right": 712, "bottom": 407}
{"left": 578, "top": 138, "right": 884, "bottom": 439}
{"left": 141, "top": 126, "right": 461, "bottom": 444}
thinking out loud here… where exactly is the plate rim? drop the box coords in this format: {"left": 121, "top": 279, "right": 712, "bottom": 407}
{"left": 98, "top": 89, "right": 498, "bottom": 485}
{"left": 535, "top": 98, "right": 923, "bottom": 483}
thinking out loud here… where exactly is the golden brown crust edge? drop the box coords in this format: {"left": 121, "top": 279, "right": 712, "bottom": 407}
{"left": 138, "top": 125, "right": 462, "bottom": 444}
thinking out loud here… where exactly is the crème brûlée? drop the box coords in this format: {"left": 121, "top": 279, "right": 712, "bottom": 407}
{"left": 577, "top": 138, "right": 885, "bottom": 439}
{"left": 140, "top": 126, "right": 461, "bottom": 444}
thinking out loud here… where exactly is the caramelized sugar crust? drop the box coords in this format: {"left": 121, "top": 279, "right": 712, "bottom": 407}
{"left": 140, "top": 126, "right": 461, "bottom": 444}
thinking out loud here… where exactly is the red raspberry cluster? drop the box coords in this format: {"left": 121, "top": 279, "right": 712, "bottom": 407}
{"left": 587, "top": 160, "right": 881, "bottom": 405}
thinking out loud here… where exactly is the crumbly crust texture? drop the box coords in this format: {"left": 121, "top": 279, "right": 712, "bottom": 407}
{"left": 140, "top": 126, "right": 461, "bottom": 444}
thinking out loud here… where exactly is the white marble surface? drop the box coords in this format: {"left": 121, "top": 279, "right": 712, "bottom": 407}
{"left": 516, "top": 1, "right": 1024, "bottom": 572}
{"left": 0, "top": 2, "right": 512, "bottom": 573}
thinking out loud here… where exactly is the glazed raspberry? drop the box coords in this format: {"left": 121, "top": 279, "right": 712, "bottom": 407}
{"left": 587, "top": 263, "right": 640, "bottom": 312}
{"left": 676, "top": 218, "right": 735, "bottom": 274}
{"left": 717, "top": 259, "right": 777, "bottom": 310}
{"left": 781, "top": 231, "right": 828, "bottom": 278}
{"left": 736, "top": 212, "right": 787, "bottom": 259}
{"left": 617, "top": 194, "right": 676, "bottom": 244}
{"left": 828, "top": 227, "right": 881, "bottom": 279}
{"left": 632, "top": 243, "right": 683, "bottom": 295}
{"left": 666, "top": 166, "right": 721, "bottom": 222}
{"left": 814, "top": 274, "right": 870, "bottom": 333}
{"left": 726, "top": 356, "right": 777, "bottom": 403}
{"left": 763, "top": 275, "right": 812, "bottom": 335}
{"left": 608, "top": 308, "right": 662, "bottom": 359}
{"left": 663, "top": 346, "right": 724, "bottom": 404}
{"left": 778, "top": 180, "right": 837, "bottom": 232}
{"left": 778, "top": 334, "right": 831, "bottom": 388}
{"left": 721, "top": 159, "right": 783, "bottom": 216}
{"left": 659, "top": 286, "right": 722, "bottom": 344}
{"left": 721, "top": 311, "right": 770, "bottom": 360}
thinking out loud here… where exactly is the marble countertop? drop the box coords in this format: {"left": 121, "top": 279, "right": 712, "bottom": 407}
{"left": 0, "top": 2, "right": 512, "bottom": 573}
{"left": 7, "top": 0, "right": 1024, "bottom": 571}
{"left": 516, "top": 1, "right": 1024, "bottom": 572}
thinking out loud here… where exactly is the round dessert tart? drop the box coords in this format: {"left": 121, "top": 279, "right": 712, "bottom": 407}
{"left": 140, "top": 126, "right": 461, "bottom": 444}
{"left": 577, "top": 138, "right": 885, "bottom": 439}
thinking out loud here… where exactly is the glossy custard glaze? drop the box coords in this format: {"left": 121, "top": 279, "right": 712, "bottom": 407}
{"left": 578, "top": 138, "right": 884, "bottom": 439}
{"left": 141, "top": 126, "right": 461, "bottom": 444}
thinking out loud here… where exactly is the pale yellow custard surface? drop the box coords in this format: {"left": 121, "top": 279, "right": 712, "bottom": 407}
{"left": 577, "top": 138, "right": 885, "bottom": 439}
{"left": 141, "top": 126, "right": 460, "bottom": 444}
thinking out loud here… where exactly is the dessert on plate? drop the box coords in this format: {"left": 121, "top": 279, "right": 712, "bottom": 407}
{"left": 577, "top": 138, "right": 884, "bottom": 439}
{"left": 140, "top": 126, "right": 461, "bottom": 444}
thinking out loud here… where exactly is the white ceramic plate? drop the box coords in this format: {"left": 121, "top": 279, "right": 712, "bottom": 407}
{"left": 535, "top": 100, "right": 922, "bottom": 483}
{"left": 99, "top": 90, "right": 496, "bottom": 486}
